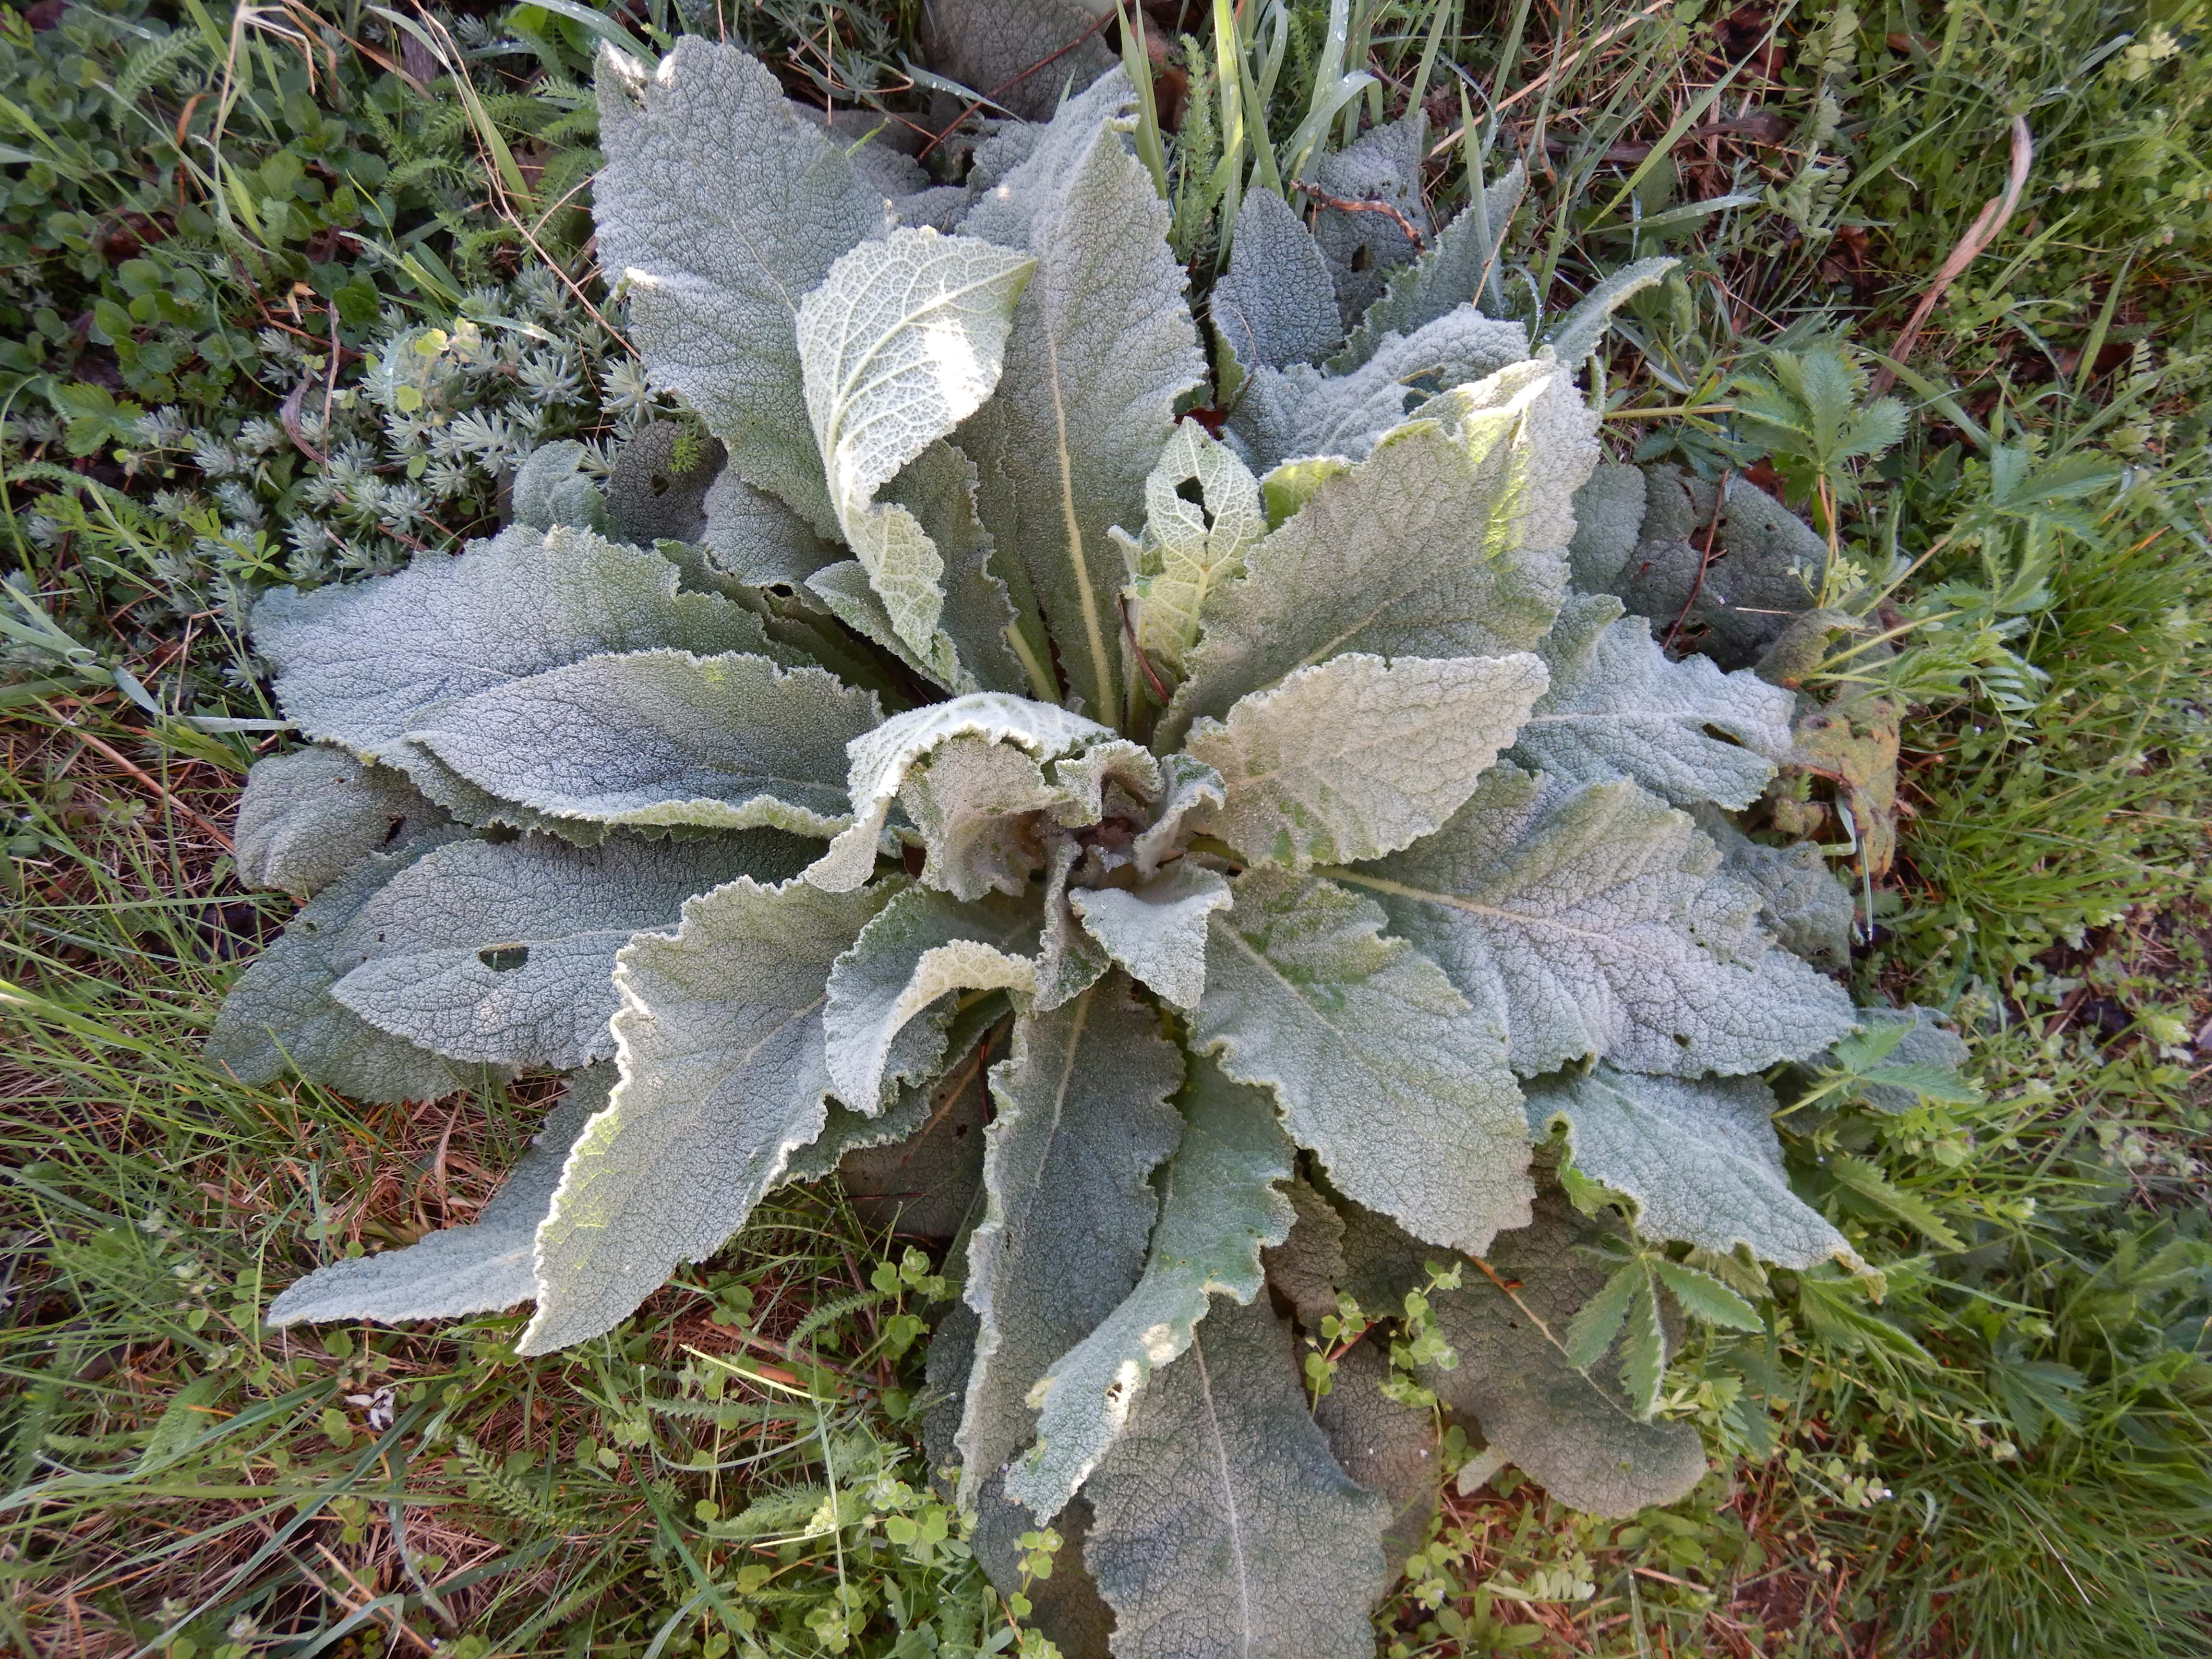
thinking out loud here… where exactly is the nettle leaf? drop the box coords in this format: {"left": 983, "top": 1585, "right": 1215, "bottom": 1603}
{"left": 1010, "top": 1058, "right": 1295, "bottom": 1519}
{"left": 1828, "top": 1005, "right": 1976, "bottom": 1113}
{"left": 1398, "top": 1192, "right": 1709, "bottom": 1517}
{"left": 1196, "top": 866, "right": 1533, "bottom": 1255}
{"left": 957, "top": 978, "right": 1184, "bottom": 1600}
{"left": 1227, "top": 308, "right": 1532, "bottom": 475}
{"left": 823, "top": 884, "right": 1039, "bottom": 1113}
{"left": 232, "top": 745, "right": 447, "bottom": 899}
{"left": 1183, "top": 651, "right": 1550, "bottom": 869}
{"left": 805, "top": 692, "right": 1110, "bottom": 890}
{"left": 1210, "top": 186, "right": 1343, "bottom": 375}
{"left": 253, "top": 524, "right": 773, "bottom": 800}
{"left": 409, "top": 650, "right": 878, "bottom": 838}
{"left": 1112, "top": 421, "right": 1267, "bottom": 681}
{"left": 1082, "top": 1294, "right": 1393, "bottom": 1659}
{"left": 1514, "top": 591, "right": 1795, "bottom": 810}
{"left": 1069, "top": 861, "right": 1232, "bottom": 1010}
{"left": 797, "top": 228, "right": 1034, "bottom": 678}
{"left": 1160, "top": 361, "right": 1591, "bottom": 748}
{"left": 208, "top": 828, "right": 497, "bottom": 1104}
{"left": 1528, "top": 1066, "right": 1861, "bottom": 1270}
{"left": 268, "top": 1066, "right": 611, "bottom": 1328}
{"left": 596, "top": 39, "right": 889, "bottom": 531}
{"left": 957, "top": 77, "right": 1205, "bottom": 722}
{"left": 1342, "top": 768, "right": 1856, "bottom": 1078}
{"left": 521, "top": 877, "right": 891, "bottom": 1353}
{"left": 1329, "top": 159, "right": 1527, "bottom": 373}
{"left": 327, "top": 831, "right": 807, "bottom": 1071}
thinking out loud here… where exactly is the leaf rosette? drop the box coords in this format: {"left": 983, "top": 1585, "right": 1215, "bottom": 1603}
{"left": 219, "top": 40, "right": 1940, "bottom": 1659}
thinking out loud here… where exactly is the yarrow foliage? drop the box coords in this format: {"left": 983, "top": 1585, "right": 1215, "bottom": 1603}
{"left": 220, "top": 39, "right": 1889, "bottom": 1657}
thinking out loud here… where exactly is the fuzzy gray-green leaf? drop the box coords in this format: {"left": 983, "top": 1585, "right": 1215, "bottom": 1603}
{"left": 1195, "top": 867, "right": 1532, "bottom": 1254}
{"left": 409, "top": 650, "right": 877, "bottom": 837}
{"left": 1343, "top": 768, "right": 1857, "bottom": 1078}
{"left": 1329, "top": 160, "right": 1526, "bottom": 372}
{"left": 1069, "top": 861, "right": 1232, "bottom": 1010}
{"left": 267, "top": 1066, "right": 611, "bottom": 1328}
{"left": 232, "top": 745, "right": 447, "bottom": 899}
{"left": 1082, "top": 1294, "right": 1392, "bottom": 1659}
{"left": 521, "top": 876, "right": 891, "bottom": 1353}
{"left": 1210, "top": 186, "right": 1343, "bottom": 373}
{"left": 328, "top": 830, "right": 807, "bottom": 1071}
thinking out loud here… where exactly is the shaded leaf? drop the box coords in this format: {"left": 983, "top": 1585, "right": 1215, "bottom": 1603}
{"left": 232, "top": 745, "right": 447, "bottom": 899}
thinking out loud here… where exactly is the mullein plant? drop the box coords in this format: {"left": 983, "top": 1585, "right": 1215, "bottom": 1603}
{"left": 217, "top": 39, "right": 1904, "bottom": 1656}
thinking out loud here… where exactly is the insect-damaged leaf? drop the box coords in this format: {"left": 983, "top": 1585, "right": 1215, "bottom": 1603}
{"left": 1082, "top": 1294, "right": 1393, "bottom": 1659}
{"left": 1341, "top": 768, "right": 1856, "bottom": 1078}
{"left": 1196, "top": 867, "right": 1533, "bottom": 1255}
{"left": 1112, "top": 421, "right": 1267, "bottom": 682}
{"left": 267, "top": 1066, "right": 611, "bottom": 1328}
{"left": 521, "top": 877, "right": 891, "bottom": 1353}
{"left": 1008, "top": 1058, "right": 1294, "bottom": 1518}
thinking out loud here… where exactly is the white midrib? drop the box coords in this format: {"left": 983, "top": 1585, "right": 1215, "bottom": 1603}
{"left": 1043, "top": 318, "right": 1115, "bottom": 722}
{"left": 1190, "top": 1331, "right": 1255, "bottom": 1652}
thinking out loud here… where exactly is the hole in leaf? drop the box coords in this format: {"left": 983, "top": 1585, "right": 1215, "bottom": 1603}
{"left": 1174, "top": 476, "right": 1207, "bottom": 509}
{"left": 649, "top": 471, "right": 671, "bottom": 496}
{"left": 1350, "top": 243, "right": 1372, "bottom": 272}
{"left": 380, "top": 814, "right": 408, "bottom": 846}
{"left": 479, "top": 944, "right": 530, "bottom": 972}
{"left": 1701, "top": 723, "right": 1746, "bottom": 748}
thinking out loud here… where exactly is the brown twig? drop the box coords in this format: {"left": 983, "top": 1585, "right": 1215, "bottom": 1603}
{"left": 1289, "top": 179, "right": 1428, "bottom": 251}
{"left": 1663, "top": 469, "right": 1732, "bottom": 652}
{"left": 1868, "top": 117, "right": 2033, "bottom": 397}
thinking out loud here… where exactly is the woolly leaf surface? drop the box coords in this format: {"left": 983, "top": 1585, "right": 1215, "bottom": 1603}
{"left": 1069, "top": 861, "right": 1232, "bottom": 1010}
{"left": 1184, "top": 651, "right": 1549, "bottom": 868}
{"left": 1514, "top": 592, "right": 1794, "bottom": 809}
{"left": 1008, "top": 1058, "right": 1294, "bottom": 1518}
{"left": 268, "top": 1067, "right": 611, "bottom": 1327}
{"left": 328, "top": 830, "right": 807, "bottom": 1071}
{"left": 1195, "top": 867, "right": 1532, "bottom": 1254}
{"left": 1691, "top": 805, "right": 1854, "bottom": 973}
{"left": 1082, "top": 1294, "right": 1391, "bottom": 1659}
{"left": 232, "top": 745, "right": 447, "bottom": 899}
{"left": 1528, "top": 1065, "right": 1860, "bottom": 1269}
{"left": 1329, "top": 160, "right": 1526, "bottom": 371}
{"left": 411, "top": 650, "right": 877, "bottom": 837}
{"left": 521, "top": 876, "right": 891, "bottom": 1352}
{"left": 1210, "top": 186, "right": 1342, "bottom": 373}
{"left": 1344, "top": 769, "right": 1856, "bottom": 1077}
{"left": 1112, "top": 421, "right": 1266, "bottom": 680}
{"left": 902, "top": 737, "right": 1064, "bottom": 900}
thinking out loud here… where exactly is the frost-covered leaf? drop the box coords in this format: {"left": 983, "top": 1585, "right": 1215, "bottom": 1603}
{"left": 1009, "top": 1057, "right": 1294, "bottom": 1518}
{"left": 920, "top": 0, "right": 1117, "bottom": 123}
{"left": 1540, "top": 257, "right": 1677, "bottom": 364}
{"left": 1195, "top": 867, "right": 1531, "bottom": 1254}
{"left": 1391, "top": 1192, "right": 1709, "bottom": 1517}
{"left": 1691, "top": 805, "right": 1854, "bottom": 973}
{"left": 1513, "top": 592, "right": 1794, "bottom": 810}
{"left": 1310, "top": 111, "right": 1431, "bottom": 326}
{"left": 595, "top": 40, "right": 889, "bottom": 531}
{"left": 512, "top": 440, "right": 607, "bottom": 532}
{"left": 1184, "top": 652, "right": 1549, "bottom": 869}
{"left": 1210, "top": 187, "right": 1342, "bottom": 374}
{"left": 823, "top": 885, "right": 1039, "bottom": 1113}
{"left": 521, "top": 876, "right": 890, "bottom": 1352}
{"left": 605, "top": 421, "right": 722, "bottom": 545}
{"left": 1314, "top": 1341, "right": 1442, "bottom": 1571}
{"left": 805, "top": 692, "right": 1110, "bottom": 890}
{"left": 1330, "top": 160, "right": 1525, "bottom": 373}
{"left": 1262, "top": 1179, "right": 1350, "bottom": 1329}
{"left": 1082, "top": 1294, "right": 1391, "bottom": 1659}
{"left": 958, "top": 979, "right": 1183, "bottom": 1603}
{"left": 233, "top": 745, "right": 447, "bottom": 898}
{"left": 828, "top": 1010, "right": 994, "bottom": 1238}
{"left": 328, "top": 831, "right": 807, "bottom": 1071}
{"left": 409, "top": 650, "right": 877, "bottom": 838}
{"left": 1161, "top": 361, "right": 1590, "bottom": 748}
{"left": 701, "top": 465, "right": 841, "bottom": 588}
{"left": 1033, "top": 835, "right": 1111, "bottom": 1011}
{"left": 253, "top": 524, "right": 774, "bottom": 784}
{"left": 1226, "top": 308, "right": 1531, "bottom": 476}
{"left": 1615, "top": 467, "right": 1829, "bottom": 670}
{"left": 1112, "top": 421, "right": 1266, "bottom": 681}
{"left": 1069, "top": 861, "right": 1232, "bottom": 1010}
{"left": 1527, "top": 1065, "right": 1860, "bottom": 1269}
{"left": 208, "top": 828, "right": 497, "bottom": 1103}
{"left": 884, "top": 440, "right": 1030, "bottom": 695}
{"left": 1048, "top": 736, "right": 1160, "bottom": 827}
{"left": 1343, "top": 768, "right": 1856, "bottom": 1078}
{"left": 1130, "top": 752, "right": 1225, "bottom": 878}
{"left": 1566, "top": 461, "right": 1646, "bottom": 592}
{"left": 268, "top": 1066, "right": 612, "bottom": 1327}
{"left": 957, "top": 89, "right": 1204, "bottom": 722}
{"left": 798, "top": 228, "right": 1034, "bottom": 672}
{"left": 902, "top": 737, "right": 1063, "bottom": 900}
